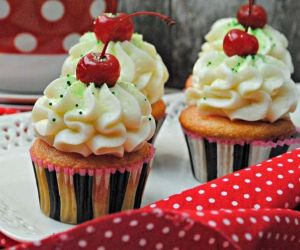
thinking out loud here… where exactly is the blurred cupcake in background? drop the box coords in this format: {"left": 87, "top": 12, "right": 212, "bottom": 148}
{"left": 180, "top": 1, "right": 300, "bottom": 183}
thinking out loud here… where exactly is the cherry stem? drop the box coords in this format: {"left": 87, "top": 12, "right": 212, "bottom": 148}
{"left": 246, "top": 0, "right": 255, "bottom": 32}
{"left": 100, "top": 11, "right": 176, "bottom": 59}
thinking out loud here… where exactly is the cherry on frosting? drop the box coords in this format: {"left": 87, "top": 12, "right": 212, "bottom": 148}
{"left": 76, "top": 53, "right": 120, "bottom": 87}
{"left": 223, "top": 29, "right": 259, "bottom": 57}
{"left": 94, "top": 11, "right": 175, "bottom": 43}
{"left": 237, "top": 0, "right": 267, "bottom": 29}
{"left": 77, "top": 12, "right": 175, "bottom": 87}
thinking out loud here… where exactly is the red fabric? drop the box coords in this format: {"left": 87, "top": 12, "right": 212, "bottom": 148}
{"left": 0, "top": 148, "right": 297, "bottom": 249}
{"left": 0, "top": 0, "right": 114, "bottom": 54}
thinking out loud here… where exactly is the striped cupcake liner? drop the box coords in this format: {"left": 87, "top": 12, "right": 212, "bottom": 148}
{"left": 149, "top": 116, "right": 166, "bottom": 144}
{"left": 30, "top": 148, "right": 154, "bottom": 224}
{"left": 184, "top": 129, "right": 300, "bottom": 183}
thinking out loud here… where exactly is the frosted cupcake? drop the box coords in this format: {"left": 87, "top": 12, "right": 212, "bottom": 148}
{"left": 62, "top": 12, "right": 173, "bottom": 141}
{"left": 30, "top": 35, "right": 156, "bottom": 223}
{"left": 180, "top": 2, "right": 299, "bottom": 182}
{"left": 186, "top": 3, "right": 293, "bottom": 88}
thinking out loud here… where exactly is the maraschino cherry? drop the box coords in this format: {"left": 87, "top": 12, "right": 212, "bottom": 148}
{"left": 77, "top": 12, "right": 175, "bottom": 87}
{"left": 223, "top": 29, "right": 259, "bottom": 57}
{"left": 94, "top": 11, "right": 175, "bottom": 43}
{"left": 237, "top": 0, "right": 267, "bottom": 29}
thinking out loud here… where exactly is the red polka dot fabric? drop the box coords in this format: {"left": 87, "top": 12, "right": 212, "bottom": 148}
{"left": 0, "top": 0, "right": 111, "bottom": 54}
{"left": 1, "top": 148, "right": 298, "bottom": 249}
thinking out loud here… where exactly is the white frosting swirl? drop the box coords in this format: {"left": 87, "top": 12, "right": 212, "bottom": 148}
{"left": 201, "top": 18, "right": 294, "bottom": 73}
{"left": 186, "top": 51, "right": 298, "bottom": 122}
{"left": 62, "top": 32, "right": 169, "bottom": 104}
{"left": 32, "top": 77, "right": 156, "bottom": 157}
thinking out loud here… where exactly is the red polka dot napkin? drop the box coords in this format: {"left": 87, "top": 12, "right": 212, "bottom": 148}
{"left": 2, "top": 148, "right": 298, "bottom": 250}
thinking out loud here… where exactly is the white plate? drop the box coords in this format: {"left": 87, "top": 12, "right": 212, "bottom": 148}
{"left": 0, "top": 91, "right": 40, "bottom": 104}
{"left": 0, "top": 88, "right": 299, "bottom": 243}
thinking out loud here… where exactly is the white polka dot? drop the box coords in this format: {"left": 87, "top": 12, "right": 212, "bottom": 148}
{"left": 263, "top": 216, "right": 270, "bottom": 222}
{"left": 267, "top": 167, "right": 273, "bottom": 172}
{"left": 266, "top": 196, "right": 272, "bottom": 202}
{"left": 221, "top": 191, "right": 228, "bottom": 196}
{"left": 196, "top": 205, "right": 203, "bottom": 211}
{"left": 208, "top": 238, "right": 215, "bottom": 245}
{"left": 236, "top": 217, "right": 244, "bottom": 224}
{"left": 255, "top": 187, "right": 261, "bottom": 192}
{"left": 41, "top": 0, "right": 64, "bottom": 22}
{"left": 139, "top": 239, "right": 147, "bottom": 247}
{"left": 222, "top": 241, "right": 229, "bottom": 248}
{"left": 258, "top": 231, "right": 264, "bottom": 238}
{"left": 275, "top": 215, "right": 281, "bottom": 222}
{"left": 33, "top": 241, "right": 41, "bottom": 246}
{"left": 185, "top": 196, "right": 193, "bottom": 202}
{"left": 90, "top": 0, "right": 105, "bottom": 18}
{"left": 222, "top": 178, "right": 229, "bottom": 182}
{"left": 193, "top": 234, "right": 201, "bottom": 241}
{"left": 277, "top": 174, "right": 284, "bottom": 179}
{"left": 277, "top": 163, "right": 283, "bottom": 167}
{"left": 256, "top": 173, "right": 262, "bottom": 177}
{"left": 122, "top": 235, "right": 130, "bottom": 242}
{"left": 198, "top": 189, "right": 205, "bottom": 194}
{"left": 210, "top": 210, "right": 219, "bottom": 215}
{"left": 173, "top": 203, "right": 180, "bottom": 209}
{"left": 231, "top": 201, "right": 238, "bottom": 206}
{"left": 245, "top": 233, "right": 252, "bottom": 241}
{"left": 196, "top": 211, "right": 204, "bottom": 216}
{"left": 146, "top": 223, "right": 154, "bottom": 230}
{"left": 250, "top": 217, "right": 257, "bottom": 224}
{"left": 287, "top": 159, "right": 293, "bottom": 162}
{"left": 97, "top": 247, "right": 105, "bottom": 250}
{"left": 290, "top": 235, "right": 296, "bottom": 241}
{"left": 208, "top": 220, "right": 217, "bottom": 227}
{"left": 244, "top": 179, "right": 251, "bottom": 183}
{"left": 113, "top": 217, "right": 122, "bottom": 224}
{"left": 275, "top": 233, "right": 280, "bottom": 240}
{"left": 233, "top": 172, "right": 240, "bottom": 176}
{"left": 284, "top": 202, "right": 289, "bottom": 208}
{"left": 244, "top": 193, "right": 250, "bottom": 199}
{"left": 14, "top": 33, "right": 37, "bottom": 52}
{"left": 129, "top": 220, "right": 138, "bottom": 227}
{"left": 232, "top": 234, "right": 239, "bottom": 242}
{"left": 283, "top": 234, "right": 288, "bottom": 240}
{"left": 223, "top": 219, "right": 231, "bottom": 226}
{"left": 288, "top": 170, "right": 294, "bottom": 174}
{"left": 266, "top": 159, "right": 272, "bottom": 162}
{"left": 210, "top": 183, "right": 217, "bottom": 188}
{"left": 63, "top": 33, "right": 81, "bottom": 51}
{"left": 288, "top": 183, "right": 294, "bottom": 189}
{"left": 267, "top": 232, "right": 272, "bottom": 239}
{"left": 209, "top": 198, "right": 215, "bottom": 203}
{"left": 104, "top": 230, "right": 113, "bottom": 238}
{"left": 86, "top": 226, "right": 95, "bottom": 233}
{"left": 285, "top": 217, "right": 290, "bottom": 224}
{"left": 162, "top": 227, "right": 170, "bottom": 234}
{"left": 295, "top": 218, "right": 299, "bottom": 225}
{"left": 60, "top": 234, "right": 68, "bottom": 240}
{"left": 155, "top": 242, "right": 163, "bottom": 250}
{"left": 78, "top": 240, "right": 87, "bottom": 248}
{"left": 150, "top": 204, "right": 157, "bottom": 208}
{"left": 277, "top": 189, "right": 283, "bottom": 195}
{"left": 254, "top": 204, "right": 260, "bottom": 209}
{"left": 233, "top": 185, "right": 240, "bottom": 190}
{"left": 178, "top": 230, "right": 186, "bottom": 238}
{"left": 0, "top": 0, "right": 10, "bottom": 19}
{"left": 295, "top": 196, "right": 300, "bottom": 202}
{"left": 266, "top": 180, "right": 273, "bottom": 185}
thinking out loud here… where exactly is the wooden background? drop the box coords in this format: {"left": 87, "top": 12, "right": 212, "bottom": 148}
{"left": 118, "top": 0, "right": 300, "bottom": 88}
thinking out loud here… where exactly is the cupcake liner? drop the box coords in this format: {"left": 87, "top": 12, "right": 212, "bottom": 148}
{"left": 184, "top": 129, "right": 300, "bottom": 183}
{"left": 149, "top": 116, "right": 166, "bottom": 144}
{"left": 30, "top": 147, "right": 154, "bottom": 224}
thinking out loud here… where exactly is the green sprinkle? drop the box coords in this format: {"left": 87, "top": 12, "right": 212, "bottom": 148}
{"left": 49, "top": 102, "right": 52, "bottom": 106}
{"left": 203, "top": 97, "right": 207, "bottom": 100}
{"left": 67, "top": 74, "right": 70, "bottom": 77}
{"left": 60, "top": 94, "right": 63, "bottom": 98}
{"left": 80, "top": 54, "right": 83, "bottom": 57}
{"left": 52, "top": 118, "right": 56, "bottom": 122}
{"left": 92, "top": 92, "right": 95, "bottom": 95}
{"left": 112, "top": 91, "right": 115, "bottom": 95}
{"left": 97, "top": 40, "right": 100, "bottom": 44}
{"left": 79, "top": 111, "right": 83, "bottom": 115}
{"left": 75, "top": 104, "right": 79, "bottom": 107}
{"left": 207, "top": 61, "right": 212, "bottom": 66}
{"left": 251, "top": 55, "right": 256, "bottom": 60}
{"left": 144, "top": 98, "right": 147, "bottom": 101}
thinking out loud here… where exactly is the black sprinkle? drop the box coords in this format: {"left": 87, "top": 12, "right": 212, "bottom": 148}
{"left": 60, "top": 94, "right": 63, "bottom": 98}
{"left": 112, "top": 91, "right": 115, "bottom": 95}
{"left": 203, "top": 97, "right": 207, "bottom": 100}
{"left": 92, "top": 92, "right": 95, "bottom": 95}
{"left": 67, "top": 81, "right": 71, "bottom": 86}
{"left": 75, "top": 104, "right": 79, "bottom": 107}
{"left": 79, "top": 111, "right": 83, "bottom": 115}
{"left": 148, "top": 117, "right": 151, "bottom": 121}
{"left": 49, "top": 102, "right": 52, "bottom": 106}
{"left": 144, "top": 98, "right": 147, "bottom": 101}
{"left": 52, "top": 118, "right": 56, "bottom": 122}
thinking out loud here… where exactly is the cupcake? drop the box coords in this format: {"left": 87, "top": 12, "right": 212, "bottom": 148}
{"left": 30, "top": 35, "right": 156, "bottom": 223}
{"left": 180, "top": 3, "right": 300, "bottom": 183}
{"left": 62, "top": 12, "right": 173, "bottom": 142}
{"left": 185, "top": 5, "right": 293, "bottom": 88}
